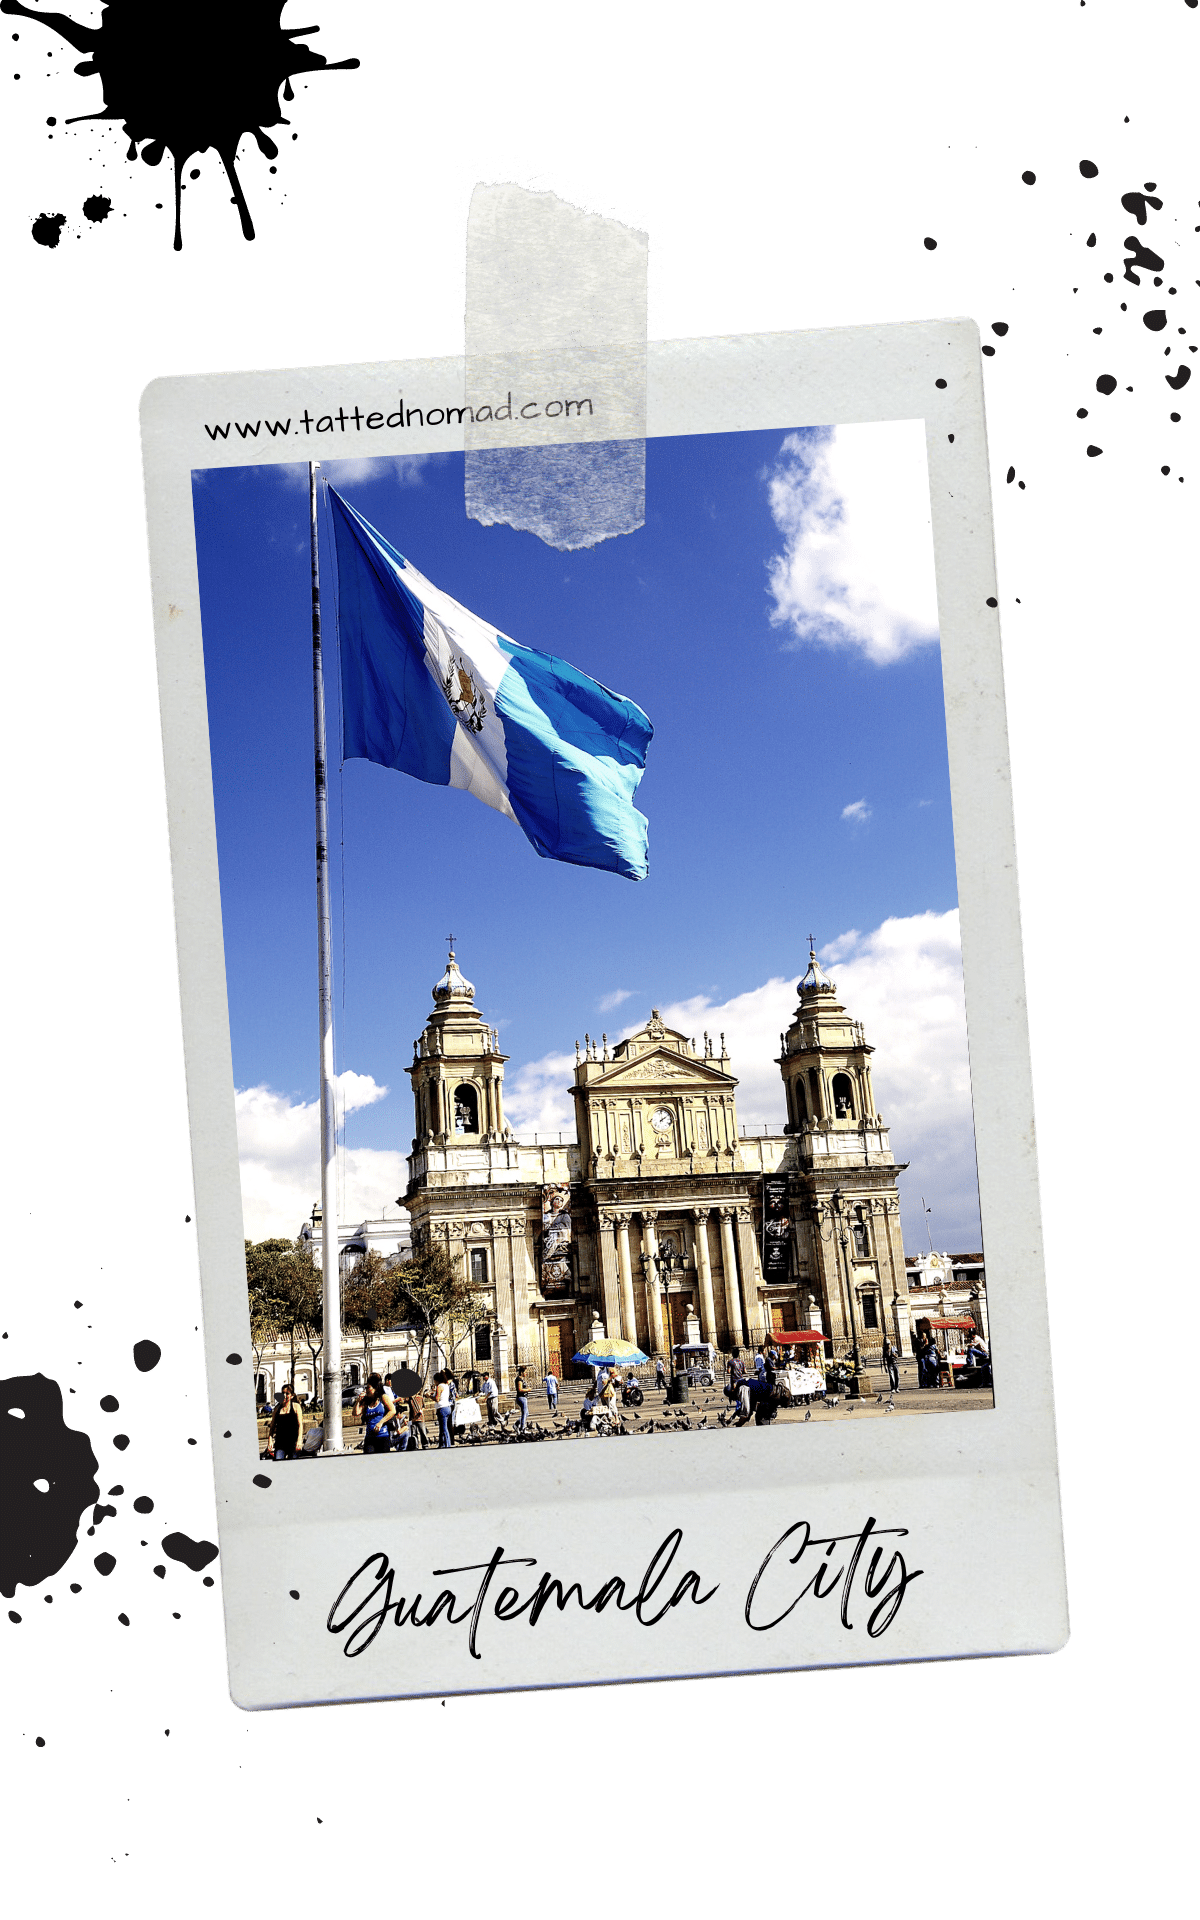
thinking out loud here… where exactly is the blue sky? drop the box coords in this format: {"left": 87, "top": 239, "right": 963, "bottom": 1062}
{"left": 192, "top": 425, "right": 978, "bottom": 1245}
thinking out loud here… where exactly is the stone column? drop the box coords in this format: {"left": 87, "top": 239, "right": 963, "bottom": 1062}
{"left": 691, "top": 1207, "right": 717, "bottom": 1342}
{"left": 597, "top": 1211, "right": 622, "bottom": 1338}
{"left": 734, "top": 1205, "right": 762, "bottom": 1348}
{"left": 718, "top": 1208, "right": 745, "bottom": 1347}
{"left": 615, "top": 1213, "right": 637, "bottom": 1345}
{"left": 641, "top": 1210, "right": 664, "bottom": 1356}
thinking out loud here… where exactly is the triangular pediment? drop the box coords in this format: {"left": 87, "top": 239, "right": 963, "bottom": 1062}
{"left": 588, "top": 1047, "right": 735, "bottom": 1090}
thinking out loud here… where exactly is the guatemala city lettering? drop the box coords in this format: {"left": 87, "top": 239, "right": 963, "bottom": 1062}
{"left": 325, "top": 1519, "right": 921, "bottom": 1661}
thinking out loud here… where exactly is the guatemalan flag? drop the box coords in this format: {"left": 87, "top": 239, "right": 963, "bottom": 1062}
{"left": 327, "top": 488, "right": 653, "bottom": 881}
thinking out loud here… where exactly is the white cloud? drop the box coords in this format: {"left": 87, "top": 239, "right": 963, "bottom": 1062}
{"left": 598, "top": 988, "right": 634, "bottom": 1012}
{"left": 502, "top": 909, "right": 980, "bottom": 1250}
{"left": 273, "top": 454, "right": 436, "bottom": 491}
{"left": 503, "top": 1052, "right": 577, "bottom": 1137}
{"left": 322, "top": 456, "right": 435, "bottom": 488}
{"left": 841, "top": 798, "right": 872, "bottom": 824}
{"left": 766, "top": 421, "right": 940, "bottom": 664}
{"left": 235, "top": 1070, "right": 406, "bottom": 1242}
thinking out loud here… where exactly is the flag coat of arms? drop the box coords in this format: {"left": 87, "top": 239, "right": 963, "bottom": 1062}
{"left": 327, "top": 488, "right": 653, "bottom": 880}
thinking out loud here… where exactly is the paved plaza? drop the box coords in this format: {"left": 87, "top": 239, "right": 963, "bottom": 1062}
{"left": 260, "top": 1357, "right": 993, "bottom": 1455}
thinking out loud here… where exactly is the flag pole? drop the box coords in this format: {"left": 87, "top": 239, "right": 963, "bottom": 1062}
{"left": 310, "top": 461, "right": 343, "bottom": 1452}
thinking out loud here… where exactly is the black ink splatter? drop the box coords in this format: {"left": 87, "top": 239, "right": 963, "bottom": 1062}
{"left": 1124, "top": 237, "right": 1165, "bottom": 284}
{"left": 31, "top": 211, "right": 65, "bottom": 246}
{"left": 225, "top": 1352, "right": 242, "bottom": 1366}
{"left": 99, "top": 1395, "right": 119, "bottom": 1413}
{"left": 1096, "top": 375, "right": 1118, "bottom": 395}
{"left": 252, "top": 1472, "right": 271, "bottom": 1488}
{"left": 1021, "top": 170, "right": 1036, "bottom": 185}
{"left": 923, "top": 236, "right": 937, "bottom": 250}
{"left": 161, "top": 1531, "right": 218, "bottom": 1572}
{"left": 0, "top": 1, "right": 359, "bottom": 251}
{"left": 1087, "top": 445, "right": 1103, "bottom": 456}
{"left": 1, "top": 1374, "right": 98, "bottom": 1599}
{"left": 132, "top": 1340, "right": 160, "bottom": 1372}
{"left": 112, "top": 1433, "right": 129, "bottom": 1450}
{"left": 82, "top": 192, "right": 110, "bottom": 221}
{"left": 94, "top": 1550, "right": 116, "bottom": 1575}
{"left": 1122, "top": 189, "right": 1163, "bottom": 226}
{"left": 1167, "top": 365, "right": 1191, "bottom": 390}
{"left": 1080, "top": 160, "right": 1099, "bottom": 179}
{"left": 1144, "top": 310, "right": 1168, "bottom": 331}
{"left": 132, "top": 1495, "right": 153, "bottom": 1513}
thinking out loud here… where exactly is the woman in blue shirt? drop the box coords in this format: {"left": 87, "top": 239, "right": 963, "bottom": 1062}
{"left": 355, "top": 1373, "right": 398, "bottom": 1453}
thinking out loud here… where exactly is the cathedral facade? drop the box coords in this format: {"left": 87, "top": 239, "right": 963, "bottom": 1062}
{"left": 400, "top": 945, "right": 914, "bottom": 1387}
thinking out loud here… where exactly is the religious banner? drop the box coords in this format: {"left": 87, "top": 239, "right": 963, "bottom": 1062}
{"left": 762, "top": 1172, "right": 791, "bottom": 1277}
{"left": 540, "top": 1182, "right": 573, "bottom": 1297}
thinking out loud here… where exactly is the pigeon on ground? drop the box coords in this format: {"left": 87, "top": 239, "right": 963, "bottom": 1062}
{"left": 804, "top": 1408, "right": 812, "bottom": 1422}
{"left": 876, "top": 1392, "right": 884, "bottom": 1403}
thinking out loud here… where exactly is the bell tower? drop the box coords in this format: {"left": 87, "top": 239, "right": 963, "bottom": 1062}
{"left": 406, "top": 943, "right": 510, "bottom": 1146}
{"left": 777, "top": 939, "right": 880, "bottom": 1135}
{"left": 776, "top": 938, "right": 911, "bottom": 1364}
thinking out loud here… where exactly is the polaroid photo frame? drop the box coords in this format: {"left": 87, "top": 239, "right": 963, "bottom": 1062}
{"left": 140, "top": 320, "right": 1067, "bottom": 1707}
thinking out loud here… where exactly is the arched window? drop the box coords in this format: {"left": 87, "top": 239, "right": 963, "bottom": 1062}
{"left": 426, "top": 1086, "right": 440, "bottom": 1136}
{"left": 852, "top": 1204, "right": 871, "bottom": 1259}
{"left": 860, "top": 1290, "right": 879, "bottom": 1330}
{"left": 808, "top": 1066, "right": 821, "bottom": 1115}
{"left": 792, "top": 1078, "right": 807, "bottom": 1124}
{"left": 832, "top": 1072, "right": 855, "bottom": 1119}
{"left": 454, "top": 1083, "right": 480, "bottom": 1134}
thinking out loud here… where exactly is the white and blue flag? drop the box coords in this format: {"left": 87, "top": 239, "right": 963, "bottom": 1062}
{"left": 328, "top": 488, "right": 652, "bottom": 880}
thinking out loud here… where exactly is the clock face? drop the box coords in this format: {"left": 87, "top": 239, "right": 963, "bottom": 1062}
{"left": 650, "top": 1107, "right": 673, "bottom": 1131}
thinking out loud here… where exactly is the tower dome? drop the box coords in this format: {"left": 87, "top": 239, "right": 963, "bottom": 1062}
{"left": 433, "top": 947, "right": 475, "bottom": 1003}
{"left": 798, "top": 939, "right": 834, "bottom": 996}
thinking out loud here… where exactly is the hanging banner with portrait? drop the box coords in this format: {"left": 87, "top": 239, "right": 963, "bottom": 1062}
{"left": 540, "top": 1183, "right": 573, "bottom": 1297}
{"left": 762, "top": 1172, "right": 791, "bottom": 1277}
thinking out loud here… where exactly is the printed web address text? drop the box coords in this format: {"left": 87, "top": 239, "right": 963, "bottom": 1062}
{"left": 202, "top": 394, "right": 595, "bottom": 443}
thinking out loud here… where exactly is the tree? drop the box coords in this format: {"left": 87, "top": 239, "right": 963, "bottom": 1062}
{"left": 341, "top": 1248, "right": 407, "bottom": 1380}
{"left": 391, "top": 1241, "right": 489, "bottom": 1381}
{"left": 287, "top": 1238, "right": 324, "bottom": 1400}
{"left": 245, "top": 1238, "right": 299, "bottom": 1390}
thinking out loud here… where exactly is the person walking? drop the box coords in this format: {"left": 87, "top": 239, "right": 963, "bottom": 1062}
{"left": 267, "top": 1382, "right": 304, "bottom": 1460}
{"left": 514, "top": 1367, "right": 529, "bottom": 1433}
{"left": 544, "top": 1368, "right": 559, "bottom": 1414}
{"left": 883, "top": 1334, "right": 901, "bottom": 1393}
{"left": 354, "top": 1373, "right": 398, "bottom": 1454}
{"left": 434, "top": 1371, "right": 455, "bottom": 1447}
{"left": 402, "top": 1384, "right": 430, "bottom": 1450}
{"left": 481, "top": 1369, "right": 500, "bottom": 1427}
{"left": 655, "top": 1354, "right": 668, "bottom": 1396}
{"left": 917, "top": 1332, "right": 940, "bottom": 1389}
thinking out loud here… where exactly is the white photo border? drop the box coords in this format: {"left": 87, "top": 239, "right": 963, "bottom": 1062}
{"left": 140, "top": 320, "right": 1066, "bottom": 1708}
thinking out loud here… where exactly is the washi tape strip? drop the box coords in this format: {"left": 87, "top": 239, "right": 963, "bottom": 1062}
{"left": 464, "top": 184, "right": 648, "bottom": 550}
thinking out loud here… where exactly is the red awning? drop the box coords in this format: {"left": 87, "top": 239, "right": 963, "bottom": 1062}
{"left": 771, "top": 1329, "right": 826, "bottom": 1343}
{"left": 928, "top": 1318, "right": 976, "bottom": 1330}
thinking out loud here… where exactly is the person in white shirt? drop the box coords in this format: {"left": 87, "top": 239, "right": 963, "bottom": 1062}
{"left": 434, "top": 1372, "right": 455, "bottom": 1448}
{"left": 481, "top": 1370, "right": 500, "bottom": 1426}
{"left": 544, "top": 1369, "right": 559, "bottom": 1413}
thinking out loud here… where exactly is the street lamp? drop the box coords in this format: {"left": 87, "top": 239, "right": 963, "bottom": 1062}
{"left": 815, "top": 1188, "right": 865, "bottom": 1398}
{"left": 639, "top": 1243, "right": 687, "bottom": 1371}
